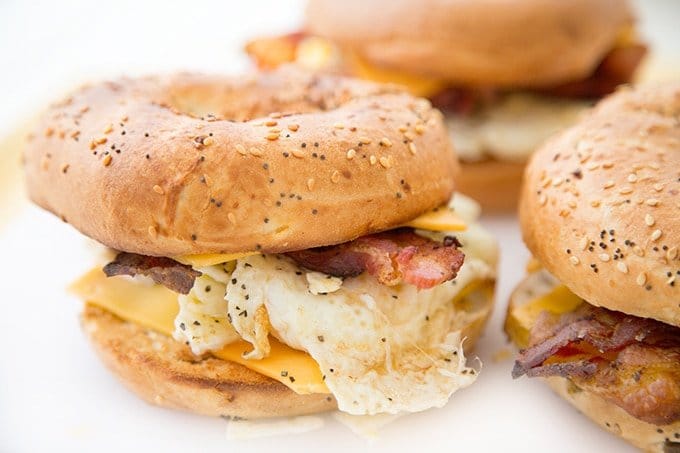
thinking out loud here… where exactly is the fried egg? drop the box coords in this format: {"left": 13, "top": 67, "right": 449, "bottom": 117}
{"left": 173, "top": 194, "right": 497, "bottom": 414}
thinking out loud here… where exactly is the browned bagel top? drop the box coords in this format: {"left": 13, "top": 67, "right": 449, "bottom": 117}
{"left": 24, "top": 68, "right": 458, "bottom": 256}
{"left": 306, "top": 0, "right": 634, "bottom": 87}
{"left": 520, "top": 82, "right": 680, "bottom": 327}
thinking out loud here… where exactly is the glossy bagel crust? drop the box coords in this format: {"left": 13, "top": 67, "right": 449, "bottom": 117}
{"left": 520, "top": 83, "right": 680, "bottom": 327}
{"left": 24, "top": 68, "right": 458, "bottom": 256}
{"left": 305, "top": 0, "right": 634, "bottom": 87}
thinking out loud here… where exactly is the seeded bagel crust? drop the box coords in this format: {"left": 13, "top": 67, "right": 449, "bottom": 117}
{"left": 305, "top": 0, "right": 633, "bottom": 87}
{"left": 520, "top": 82, "right": 680, "bottom": 328}
{"left": 24, "top": 67, "right": 458, "bottom": 256}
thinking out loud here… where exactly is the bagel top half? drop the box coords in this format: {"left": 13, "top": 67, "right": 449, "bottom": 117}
{"left": 305, "top": 0, "right": 634, "bottom": 88}
{"left": 520, "top": 82, "right": 680, "bottom": 327}
{"left": 24, "top": 67, "right": 457, "bottom": 257}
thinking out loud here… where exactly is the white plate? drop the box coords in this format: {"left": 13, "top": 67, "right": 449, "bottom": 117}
{"left": 1, "top": 1, "right": 678, "bottom": 451}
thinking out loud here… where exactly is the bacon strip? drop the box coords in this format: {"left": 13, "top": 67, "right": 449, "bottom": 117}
{"left": 103, "top": 252, "right": 201, "bottom": 294}
{"left": 513, "top": 304, "right": 680, "bottom": 425}
{"left": 286, "top": 228, "right": 465, "bottom": 289}
{"left": 543, "top": 44, "right": 647, "bottom": 99}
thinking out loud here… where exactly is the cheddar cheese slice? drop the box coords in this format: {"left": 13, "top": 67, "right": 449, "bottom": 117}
{"left": 70, "top": 268, "right": 329, "bottom": 395}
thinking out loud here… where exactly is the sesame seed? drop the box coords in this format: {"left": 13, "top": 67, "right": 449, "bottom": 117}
{"left": 379, "top": 156, "right": 392, "bottom": 168}
{"left": 120, "top": 115, "right": 128, "bottom": 122}
{"left": 539, "top": 194, "right": 547, "bottom": 206}
{"left": 552, "top": 177, "right": 563, "bottom": 187}
{"left": 603, "top": 180, "right": 615, "bottom": 189}
{"left": 264, "top": 120, "right": 277, "bottom": 127}
{"left": 250, "top": 147, "right": 263, "bottom": 157}
{"left": 646, "top": 198, "right": 659, "bottom": 206}
{"left": 202, "top": 137, "right": 215, "bottom": 146}
{"left": 579, "top": 237, "right": 588, "bottom": 251}
{"left": 627, "top": 173, "right": 638, "bottom": 183}
{"left": 619, "top": 187, "right": 633, "bottom": 195}
{"left": 414, "top": 124, "right": 425, "bottom": 134}
{"left": 103, "top": 123, "right": 113, "bottom": 134}
{"left": 599, "top": 253, "right": 610, "bottom": 262}
{"left": 633, "top": 246, "right": 644, "bottom": 257}
{"left": 227, "top": 213, "right": 236, "bottom": 224}
{"left": 346, "top": 148, "right": 356, "bottom": 160}
{"left": 102, "top": 155, "right": 112, "bottom": 166}
{"left": 404, "top": 131, "right": 415, "bottom": 141}
{"left": 616, "top": 262, "right": 628, "bottom": 273}
{"left": 152, "top": 185, "right": 164, "bottom": 195}
{"left": 235, "top": 144, "right": 247, "bottom": 155}
{"left": 590, "top": 200, "right": 601, "bottom": 207}
{"left": 651, "top": 229, "right": 662, "bottom": 241}
{"left": 586, "top": 162, "right": 600, "bottom": 171}
{"left": 287, "top": 124, "right": 299, "bottom": 132}
{"left": 653, "top": 183, "right": 663, "bottom": 192}
{"left": 307, "top": 178, "right": 315, "bottom": 191}
{"left": 359, "top": 136, "right": 372, "bottom": 145}
{"left": 45, "top": 127, "right": 54, "bottom": 137}
{"left": 333, "top": 122, "right": 344, "bottom": 129}
{"left": 148, "top": 225, "right": 157, "bottom": 238}
{"left": 269, "top": 112, "right": 282, "bottom": 119}
{"left": 636, "top": 272, "right": 647, "bottom": 286}
{"left": 408, "top": 142, "right": 417, "bottom": 154}
{"left": 667, "top": 247, "right": 678, "bottom": 261}
{"left": 645, "top": 214, "right": 655, "bottom": 226}
{"left": 398, "top": 125, "right": 408, "bottom": 132}
{"left": 369, "top": 155, "right": 377, "bottom": 165}
{"left": 331, "top": 171, "right": 340, "bottom": 183}
{"left": 379, "top": 137, "right": 392, "bottom": 147}
{"left": 291, "top": 148, "right": 305, "bottom": 158}
{"left": 265, "top": 133, "right": 279, "bottom": 141}
{"left": 569, "top": 256, "right": 580, "bottom": 265}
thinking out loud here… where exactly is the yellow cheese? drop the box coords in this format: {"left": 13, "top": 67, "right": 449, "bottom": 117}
{"left": 506, "top": 284, "right": 583, "bottom": 349}
{"left": 345, "top": 52, "right": 445, "bottom": 98}
{"left": 69, "top": 268, "right": 329, "bottom": 395}
{"left": 405, "top": 206, "right": 467, "bottom": 232}
{"left": 174, "top": 252, "right": 259, "bottom": 267}
{"left": 525, "top": 257, "right": 543, "bottom": 274}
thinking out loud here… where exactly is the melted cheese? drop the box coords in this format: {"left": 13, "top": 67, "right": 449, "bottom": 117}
{"left": 404, "top": 206, "right": 466, "bottom": 232}
{"left": 506, "top": 283, "right": 583, "bottom": 348}
{"left": 344, "top": 51, "right": 445, "bottom": 98}
{"left": 174, "top": 206, "right": 466, "bottom": 267}
{"left": 69, "top": 268, "right": 329, "bottom": 395}
{"left": 174, "top": 252, "right": 258, "bottom": 267}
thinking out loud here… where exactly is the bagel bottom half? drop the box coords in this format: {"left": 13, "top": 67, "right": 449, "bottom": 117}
{"left": 81, "top": 280, "right": 494, "bottom": 419}
{"left": 455, "top": 159, "right": 525, "bottom": 212}
{"left": 505, "top": 271, "right": 680, "bottom": 452}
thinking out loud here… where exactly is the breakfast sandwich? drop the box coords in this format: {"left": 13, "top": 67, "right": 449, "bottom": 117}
{"left": 24, "top": 68, "right": 498, "bottom": 418}
{"left": 506, "top": 82, "right": 679, "bottom": 451}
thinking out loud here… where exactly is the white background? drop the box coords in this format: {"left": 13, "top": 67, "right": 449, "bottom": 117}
{"left": 0, "top": 1, "right": 678, "bottom": 452}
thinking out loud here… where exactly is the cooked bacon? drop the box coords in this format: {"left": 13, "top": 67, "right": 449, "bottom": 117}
{"left": 245, "top": 32, "right": 307, "bottom": 70}
{"left": 513, "top": 304, "right": 680, "bottom": 425}
{"left": 103, "top": 252, "right": 201, "bottom": 294}
{"left": 286, "top": 228, "right": 465, "bottom": 289}
{"left": 429, "top": 87, "right": 499, "bottom": 115}
{"left": 542, "top": 44, "right": 648, "bottom": 99}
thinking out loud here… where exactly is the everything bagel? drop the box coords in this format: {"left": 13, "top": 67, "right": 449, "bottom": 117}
{"left": 24, "top": 67, "right": 458, "bottom": 256}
